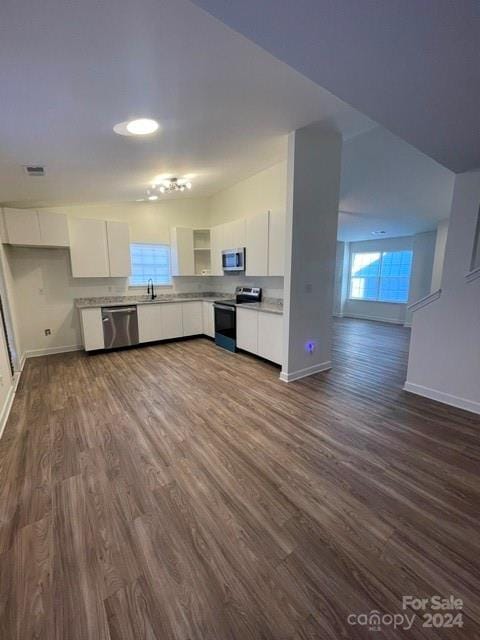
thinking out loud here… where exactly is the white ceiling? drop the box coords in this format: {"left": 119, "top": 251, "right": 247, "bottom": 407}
{"left": 0, "top": 0, "right": 374, "bottom": 207}
{"left": 339, "top": 126, "right": 455, "bottom": 241}
{"left": 191, "top": 0, "right": 480, "bottom": 174}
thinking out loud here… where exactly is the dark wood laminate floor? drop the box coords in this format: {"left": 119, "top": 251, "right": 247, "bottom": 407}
{"left": 0, "top": 318, "right": 479, "bottom": 639}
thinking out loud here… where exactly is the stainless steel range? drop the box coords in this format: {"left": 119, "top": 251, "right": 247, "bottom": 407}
{"left": 213, "top": 286, "right": 261, "bottom": 352}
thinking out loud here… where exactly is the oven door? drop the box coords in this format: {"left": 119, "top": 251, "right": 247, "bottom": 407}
{"left": 214, "top": 304, "right": 236, "bottom": 352}
{"left": 222, "top": 249, "right": 245, "bottom": 271}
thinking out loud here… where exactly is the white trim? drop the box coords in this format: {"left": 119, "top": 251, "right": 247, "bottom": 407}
{"left": 0, "top": 383, "right": 16, "bottom": 440}
{"left": 342, "top": 313, "right": 404, "bottom": 325}
{"left": 25, "top": 344, "right": 82, "bottom": 359}
{"left": 18, "top": 351, "right": 26, "bottom": 372}
{"left": 465, "top": 266, "right": 480, "bottom": 283}
{"left": 404, "top": 382, "right": 480, "bottom": 416}
{"left": 407, "top": 288, "right": 441, "bottom": 312}
{"left": 280, "top": 360, "right": 331, "bottom": 382}
{"left": 403, "top": 322, "right": 412, "bottom": 328}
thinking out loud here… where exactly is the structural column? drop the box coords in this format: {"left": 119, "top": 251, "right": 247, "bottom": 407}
{"left": 281, "top": 123, "right": 342, "bottom": 382}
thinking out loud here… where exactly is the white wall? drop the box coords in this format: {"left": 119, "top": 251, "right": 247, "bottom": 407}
{"left": 333, "top": 241, "right": 349, "bottom": 316}
{"left": 282, "top": 125, "right": 342, "bottom": 381}
{"left": 208, "top": 161, "right": 287, "bottom": 226}
{"left": 405, "top": 231, "right": 436, "bottom": 325}
{"left": 405, "top": 169, "right": 480, "bottom": 414}
{"left": 431, "top": 218, "right": 449, "bottom": 291}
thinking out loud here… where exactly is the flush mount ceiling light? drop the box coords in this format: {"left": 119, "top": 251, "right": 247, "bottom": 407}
{"left": 148, "top": 177, "right": 192, "bottom": 195}
{"left": 114, "top": 118, "right": 159, "bottom": 136}
{"left": 371, "top": 230, "right": 387, "bottom": 235}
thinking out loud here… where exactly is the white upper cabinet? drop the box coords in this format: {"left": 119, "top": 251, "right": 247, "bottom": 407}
{"left": 107, "top": 221, "right": 131, "bottom": 277}
{"left": 210, "top": 224, "right": 224, "bottom": 276}
{"left": 3, "top": 209, "right": 41, "bottom": 245}
{"left": 3, "top": 208, "right": 70, "bottom": 247}
{"left": 171, "top": 227, "right": 195, "bottom": 276}
{"left": 69, "top": 218, "right": 110, "bottom": 277}
{"left": 245, "top": 211, "right": 269, "bottom": 276}
{"left": 70, "top": 218, "right": 130, "bottom": 278}
{"left": 268, "top": 210, "right": 285, "bottom": 276}
{"left": 38, "top": 211, "right": 70, "bottom": 247}
{"left": 231, "top": 218, "right": 246, "bottom": 248}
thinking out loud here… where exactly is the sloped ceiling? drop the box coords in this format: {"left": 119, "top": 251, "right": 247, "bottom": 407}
{"left": 190, "top": 0, "right": 480, "bottom": 173}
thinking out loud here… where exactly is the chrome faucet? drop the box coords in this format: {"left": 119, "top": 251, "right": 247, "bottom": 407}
{"left": 146, "top": 278, "right": 157, "bottom": 301}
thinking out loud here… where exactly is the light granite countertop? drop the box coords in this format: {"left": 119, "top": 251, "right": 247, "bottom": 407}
{"left": 75, "top": 293, "right": 283, "bottom": 314}
{"left": 231, "top": 301, "right": 283, "bottom": 315}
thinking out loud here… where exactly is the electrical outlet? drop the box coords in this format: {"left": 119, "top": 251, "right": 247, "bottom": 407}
{"left": 44, "top": 329, "right": 51, "bottom": 336}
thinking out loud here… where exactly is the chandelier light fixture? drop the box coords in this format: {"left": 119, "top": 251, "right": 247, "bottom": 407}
{"left": 147, "top": 177, "right": 192, "bottom": 198}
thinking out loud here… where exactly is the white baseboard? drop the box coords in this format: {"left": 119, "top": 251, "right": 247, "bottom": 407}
{"left": 18, "top": 352, "right": 26, "bottom": 372}
{"left": 280, "top": 360, "right": 331, "bottom": 383}
{"left": 0, "top": 383, "right": 16, "bottom": 440}
{"left": 404, "top": 382, "right": 480, "bottom": 415}
{"left": 24, "top": 344, "right": 82, "bottom": 359}
{"left": 343, "top": 313, "right": 405, "bottom": 325}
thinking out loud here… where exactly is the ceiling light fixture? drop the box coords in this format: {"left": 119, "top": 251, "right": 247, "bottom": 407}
{"left": 126, "top": 118, "right": 159, "bottom": 135}
{"left": 114, "top": 118, "right": 160, "bottom": 136}
{"left": 150, "top": 177, "right": 192, "bottom": 195}
{"left": 371, "top": 230, "right": 387, "bottom": 235}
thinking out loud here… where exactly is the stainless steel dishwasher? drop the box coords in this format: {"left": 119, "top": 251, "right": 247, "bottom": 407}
{"left": 101, "top": 306, "right": 139, "bottom": 349}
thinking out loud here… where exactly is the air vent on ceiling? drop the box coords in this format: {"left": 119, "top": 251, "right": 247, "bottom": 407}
{"left": 23, "top": 165, "right": 46, "bottom": 177}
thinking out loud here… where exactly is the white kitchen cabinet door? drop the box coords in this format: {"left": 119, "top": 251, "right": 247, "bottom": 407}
{"left": 231, "top": 218, "right": 246, "bottom": 248}
{"left": 162, "top": 303, "right": 183, "bottom": 339}
{"left": 3, "top": 208, "right": 41, "bottom": 245}
{"left": 245, "top": 212, "right": 269, "bottom": 276}
{"left": 80, "top": 308, "right": 104, "bottom": 351}
{"left": 236, "top": 307, "right": 258, "bottom": 355}
{"left": 171, "top": 227, "right": 195, "bottom": 276}
{"left": 210, "top": 224, "right": 224, "bottom": 275}
{"left": 268, "top": 210, "right": 285, "bottom": 276}
{"left": 182, "top": 301, "right": 203, "bottom": 336}
{"left": 69, "top": 218, "right": 109, "bottom": 277}
{"left": 138, "top": 304, "right": 163, "bottom": 343}
{"left": 38, "top": 211, "right": 70, "bottom": 247}
{"left": 202, "top": 301, "right": 215, "bottom": 338}
{"left": 258, "top": 311, "right": 283, "bottom": 365}
{"left": 107, "top": 221, "right": 131, "bottom": 277}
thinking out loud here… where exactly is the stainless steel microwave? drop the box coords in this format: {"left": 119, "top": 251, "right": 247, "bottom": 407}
{"left": 222, "top": 248, "right": 245, "bottom": 272}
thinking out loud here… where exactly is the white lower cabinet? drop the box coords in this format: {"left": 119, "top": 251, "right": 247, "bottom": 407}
{"left": 182, "top": 301, "right": 203, "bottom": 336}
{"left": 236, "top": 308, "right": 258, "bottom": 354}
{"left": 202, "top": 301, "right": 215, "bottom": 338}
{"left": 80, "top": 308, "right": 104, "bottom": 351}
{"left": 257, "top": 311, "right": 283, "bottom": 365}
{"left": 162, "top": 303, "right": 183, "bottom": 340}
{"left": 138, "top": 304, "right": 163, "bottom": 343}
{"left": 236, "top": 308, "right": 283, "bottom": 365}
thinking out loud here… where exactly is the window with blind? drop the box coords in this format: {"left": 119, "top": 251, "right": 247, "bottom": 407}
{"left": 349, "top": 250, "right": 413, "bottom": 303}
{"left": 129, "top": 243, "right": 172, "bottom": 286}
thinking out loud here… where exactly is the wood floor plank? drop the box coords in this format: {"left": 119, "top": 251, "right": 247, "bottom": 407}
{"left": 0, "top": 318, "right": 478, "bottom": 639}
